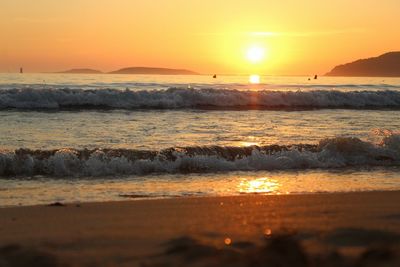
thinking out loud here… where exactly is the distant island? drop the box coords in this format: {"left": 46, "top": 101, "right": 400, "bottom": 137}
{"left": 326, "top": 52, "right": 400, "bottom": 77}
{"left": 55, "top": 67, "right": 198, "bottom": 75}
{"left": 108, "top": 67, "right": 198, "bottom": 75}
{"left": 57, "top": 68, "right": 103, "bottom": 74}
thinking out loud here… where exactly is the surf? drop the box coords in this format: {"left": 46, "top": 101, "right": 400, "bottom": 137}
{"left": 2, "top": 88, "right": 400, "bottom": 110}
{"left": 1, "top": 135, "right": 400, "bottom": 177}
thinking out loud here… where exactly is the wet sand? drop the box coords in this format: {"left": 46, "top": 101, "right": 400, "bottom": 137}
{"left": 1, "top": 191, "right": 400, "bottom": 266}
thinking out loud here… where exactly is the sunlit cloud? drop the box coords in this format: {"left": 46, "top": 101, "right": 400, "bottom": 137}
{"left": 195, "top": 28, "right": 365, "bottom": 37}
{"left": 13, "top": 17, "right": 66, "bottom": 24}
{"left": 250, "top": 32, "right": 279, "bottom": 37}
{"left": 249, "top": 28, "right": 366, "bottom": 37}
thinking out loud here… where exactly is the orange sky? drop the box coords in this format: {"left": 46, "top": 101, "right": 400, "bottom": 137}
{"left": 1, "top": 0, "right": 399, "bottom": 75}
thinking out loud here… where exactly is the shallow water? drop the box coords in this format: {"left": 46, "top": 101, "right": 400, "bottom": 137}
{"left": 1, "top": 167, "right": 400, "bottom": 207}
{"left": 0, "top": 109, "right": 399, "bottom": 150}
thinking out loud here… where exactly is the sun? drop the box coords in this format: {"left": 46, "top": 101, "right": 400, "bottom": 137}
{"left": 246, "top": 46, "right": 265, "bottom": 63}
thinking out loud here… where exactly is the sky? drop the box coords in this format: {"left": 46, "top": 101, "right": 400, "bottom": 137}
{"left": 1, "top": 0, "right": 399, "bottom": 75}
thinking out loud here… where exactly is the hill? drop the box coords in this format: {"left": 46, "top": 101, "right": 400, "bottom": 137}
{"left": 57, "top": 68, "right": 103, "bottom": 74}
{"left": 326, "top": 52, "right": 400, "bottom": 77}
{"left": 109, "top": 67, "right": 198, "bottom": 75}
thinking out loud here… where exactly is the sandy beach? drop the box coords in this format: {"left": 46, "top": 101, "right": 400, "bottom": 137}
{"left": 1, "top": 191, "right": 400, "bottom": 266}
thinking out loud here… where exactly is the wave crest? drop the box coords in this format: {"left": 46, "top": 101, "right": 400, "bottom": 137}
{"left": 1, "top": 88, "right": 400, "bottom": 110}
{"left": 1, "top": 135, "right": 400, "bottom": 177}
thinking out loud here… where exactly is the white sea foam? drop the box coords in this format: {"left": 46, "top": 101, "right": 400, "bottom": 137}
{"left": 1, "top": 135, "right": 400, "bottom": 177}
{"left": 1, "top": 88, "right": 400, "bottom": 110}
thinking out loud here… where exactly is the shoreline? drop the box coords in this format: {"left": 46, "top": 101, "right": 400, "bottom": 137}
{"left": 1, "top": 190, "right": 400, "bottom": 266}
{"left": 1, "top": 188, "right": 400, "bottom": 209}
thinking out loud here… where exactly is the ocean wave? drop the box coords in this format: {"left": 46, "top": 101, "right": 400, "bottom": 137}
{"left": 1, "top": 135, "right": 400, "bottom": 177}
{"left": 1, "top": 88, "right": 400, "bottom": 110}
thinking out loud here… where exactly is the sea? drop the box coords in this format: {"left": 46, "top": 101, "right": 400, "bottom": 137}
{"left": 1, "top": 73, "right": 400, "bottom": 206}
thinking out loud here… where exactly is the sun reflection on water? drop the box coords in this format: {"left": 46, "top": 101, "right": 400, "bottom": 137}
{"left": 238, "top": 177, "right": 280, "bottom": 194}
{"left": 249, "top": 74, "right": 260, "bottom": 84}
{"left": 239, "top": 141, "right": 259, "bottom": 147}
